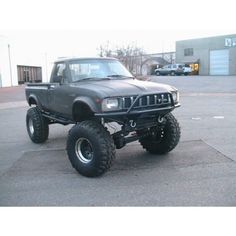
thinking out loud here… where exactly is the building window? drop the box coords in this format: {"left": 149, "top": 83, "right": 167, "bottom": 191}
{"left": 184, "top": 48, "right": 193, "bottom": 56}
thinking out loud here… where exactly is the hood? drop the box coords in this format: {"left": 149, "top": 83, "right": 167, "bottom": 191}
{"left": 70, "top": 79, "right": 175, "bottom": 98}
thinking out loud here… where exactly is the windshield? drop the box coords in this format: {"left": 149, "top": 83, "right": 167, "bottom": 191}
{"left": 69, "top": 59, "right": 133, "bottom": 82}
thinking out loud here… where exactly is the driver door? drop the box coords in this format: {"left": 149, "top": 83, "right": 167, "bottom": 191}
{"left": 48, "top": 62, "right": 72, "bottom": 118}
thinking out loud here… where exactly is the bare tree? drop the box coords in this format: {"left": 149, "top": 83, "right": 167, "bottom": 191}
{"left": 97, "top": 42, "right": 145, "bottom": 75}
{"left": 97, "top": 41, "right": 113, "bottom": 57}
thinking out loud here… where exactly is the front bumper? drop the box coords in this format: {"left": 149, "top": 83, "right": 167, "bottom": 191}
{"left": 95, "top": 103, "right": 180, "bottom": 117}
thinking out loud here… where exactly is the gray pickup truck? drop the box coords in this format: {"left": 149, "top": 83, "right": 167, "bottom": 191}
{"left": 25, "top": 57, "right": 181, "bottom": 177}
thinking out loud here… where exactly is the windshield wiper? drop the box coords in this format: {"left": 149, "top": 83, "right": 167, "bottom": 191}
{"left": 72, "top": 77, "right": 112, "bottom": 83}
{"left": 107, "top": 74, "right": 134, "bottom": 79}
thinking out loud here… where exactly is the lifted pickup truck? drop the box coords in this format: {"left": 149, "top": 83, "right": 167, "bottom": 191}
{"left": 25, "top": 57, "right": 181, "bottom": 177}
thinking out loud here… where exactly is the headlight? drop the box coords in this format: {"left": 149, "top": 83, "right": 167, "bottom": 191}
{"left": 102, "top": 98, "right": 121, "bottom": 111}
{"left": 171, "top": 90, "right": 179, "bottom": 104}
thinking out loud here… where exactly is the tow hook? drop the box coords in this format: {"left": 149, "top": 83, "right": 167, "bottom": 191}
{"left": 158, "top": 116, "right": 164, "bottom": 123}
{"left": 129, "top": 120, "right": 137, "bottom": 128}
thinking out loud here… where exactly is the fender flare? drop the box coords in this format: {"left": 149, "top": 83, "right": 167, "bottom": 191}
{"left": 72, "top": 97, "right": 99, "bottom": 121}
{"left": 28, "top": 94, "right": 42, "bottom": 109}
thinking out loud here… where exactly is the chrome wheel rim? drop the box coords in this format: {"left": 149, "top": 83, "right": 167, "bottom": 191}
{"left": 75, "top": 138, "right": 94, "bottom": 164}
{"left": 28, "top": 118, "right": 34, "bottom": 135}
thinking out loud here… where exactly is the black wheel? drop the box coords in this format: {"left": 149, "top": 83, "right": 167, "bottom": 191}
{"left": 26, "top": 107, "right": 49, "bottom": 143}
{"left": 66, "top": 120, "right": 116, "bottom": 177}
{"left": 139, "top": 113, "right": 180, "bottom": 154}
{"left": 156, "top": 71, "right": 160, "bottom": 76}
{"left": 170, "top": 71, "right": 175, "bottom": 76}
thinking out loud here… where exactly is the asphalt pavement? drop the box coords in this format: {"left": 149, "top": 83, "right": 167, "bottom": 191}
{"left": 0, "top": 76, "right": 236, "bottom": 206}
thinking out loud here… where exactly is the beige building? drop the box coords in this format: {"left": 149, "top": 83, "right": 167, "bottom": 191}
{"left": 176, "top": 34, "right": 236, "bottom": 75}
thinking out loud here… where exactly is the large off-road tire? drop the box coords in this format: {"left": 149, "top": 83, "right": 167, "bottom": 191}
{"left": 139, "top": 113, "right": 180, "bottom": 154}
{"left": 66, "top": 120, "right": 116, "bottom": 177}
{"left": 26, "top": 107, "right": 49, "bottom": 143}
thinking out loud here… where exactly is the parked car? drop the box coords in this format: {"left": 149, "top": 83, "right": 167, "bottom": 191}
{"left": 25, "top": 57, "right": 181, "bottom": 177}
{"left": 155, "top": 64, "right": 192, "bottom": 76}
{"left": 182, "top": 64, "right": 192, "bottom": 75}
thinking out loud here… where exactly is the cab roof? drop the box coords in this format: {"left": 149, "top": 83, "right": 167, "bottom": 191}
{"left": 54, "top": 57, "right": 118, "bottom": 63}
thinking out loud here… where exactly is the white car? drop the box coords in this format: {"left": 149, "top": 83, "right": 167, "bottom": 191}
{"left": 182, "top": 64, "right": 192, "bottom": 75}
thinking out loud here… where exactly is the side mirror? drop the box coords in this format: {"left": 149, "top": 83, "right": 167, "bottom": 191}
{"left": 53, "top": 75, "right": 63, "bottom": 84}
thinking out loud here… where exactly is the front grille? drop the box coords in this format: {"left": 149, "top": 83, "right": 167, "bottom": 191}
{"left": 121, "top": 93, "right": 172, "bottom": 111}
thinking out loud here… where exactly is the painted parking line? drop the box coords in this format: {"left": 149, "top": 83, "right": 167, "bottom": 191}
{"left": 192, "top": 117, "right": 201, "bottom": 120}
{"left": 213, "top": 116, "right": 225, "bottom": 119}
{"left": 191, "top": 116, "right": 225, "bottom": 120}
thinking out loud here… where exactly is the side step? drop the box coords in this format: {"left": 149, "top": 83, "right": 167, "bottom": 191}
{"left": 42, "top": 112, "right": 75, "bottom": 125}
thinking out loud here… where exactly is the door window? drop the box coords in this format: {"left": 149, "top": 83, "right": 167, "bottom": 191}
{"left": 53, "top": 63, "right": 66, "bottom": 82}
{"left": 55, "top": 63, "right": 66, "bottom": 76}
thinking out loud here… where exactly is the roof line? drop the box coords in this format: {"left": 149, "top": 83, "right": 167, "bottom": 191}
{"left": 55, "top": 57, "right": 117, "bottom": 63}
{"left": 176, "top": 33, "right": 236, "bottom": 42}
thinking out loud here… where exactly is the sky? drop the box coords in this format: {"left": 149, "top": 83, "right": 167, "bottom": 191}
{"left": 1, "top": 29, "right": 236, "bottom": 61}
{"left": 1, "top": 0, "right": 236, "bottom": 64}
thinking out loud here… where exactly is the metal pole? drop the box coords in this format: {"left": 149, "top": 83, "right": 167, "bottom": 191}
{"left": 8, "top": 44, "right": 13, "bottom": 86}
{"left": 140, "top": 54, "right": 143, "bottom": 75}
{"left": 45, "top": 53, "right": 48, "bottom": 82}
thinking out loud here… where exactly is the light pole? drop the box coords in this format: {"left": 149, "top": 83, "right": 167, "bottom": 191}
{"left": 8, "top": 44, "right": 13, "bottom": 86}
{"left": 45, "top": 53, "right": 48, "bottom": 82}
{"left": 0, "top": 35, "right": 13, "bottom": 87}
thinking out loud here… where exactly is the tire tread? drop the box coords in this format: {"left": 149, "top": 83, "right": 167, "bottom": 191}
{"left": 67, "top": 120, "right": 115, "bottom": 177}
{"left": 140, "top": 113, "right": 180, "bottom": 154}
{"left": 26, "top": 107, "right": 49, "bottom": 143}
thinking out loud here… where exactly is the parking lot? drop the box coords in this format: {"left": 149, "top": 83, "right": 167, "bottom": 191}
{"left": 0, "top": 76, "right": 236, "bottom": 206}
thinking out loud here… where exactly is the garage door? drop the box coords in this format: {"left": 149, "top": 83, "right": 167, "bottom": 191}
{"left": 210, "top": 49, "right": 229, "bottom": 75}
